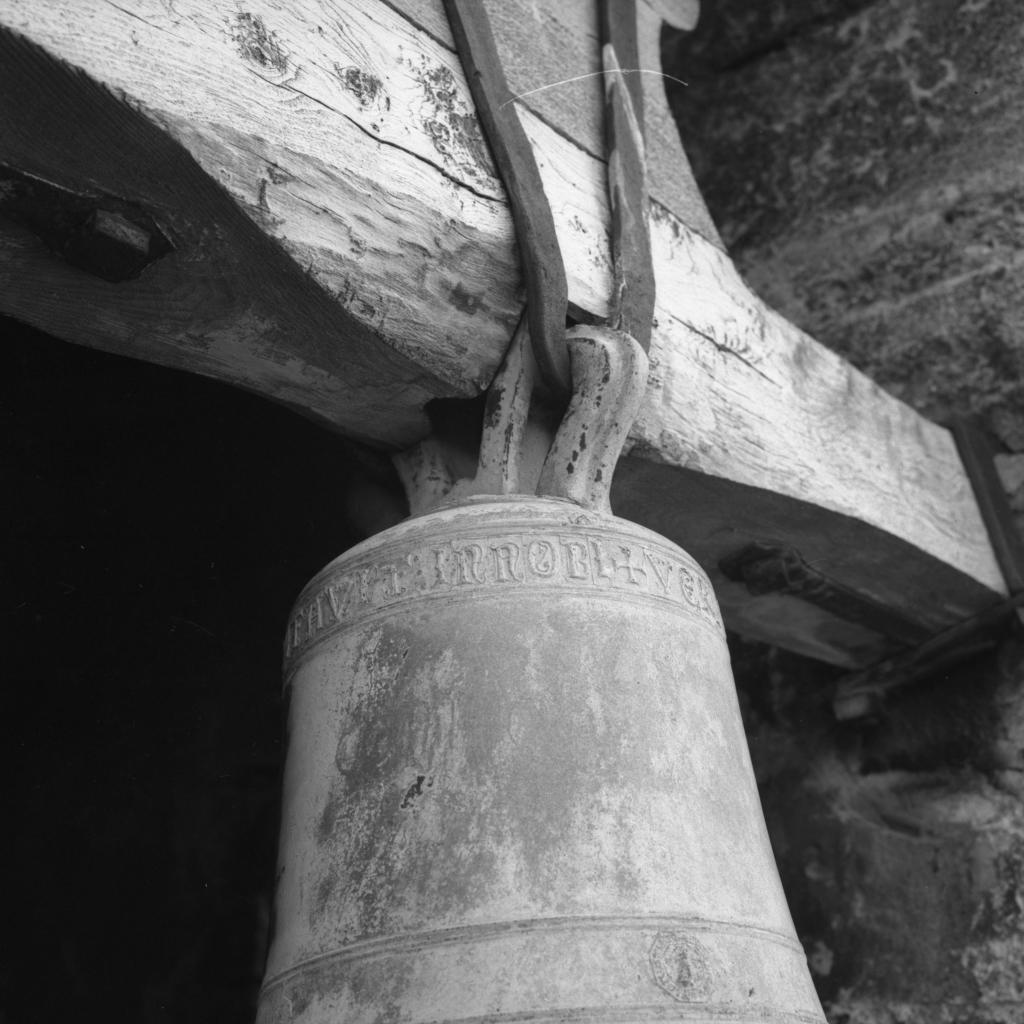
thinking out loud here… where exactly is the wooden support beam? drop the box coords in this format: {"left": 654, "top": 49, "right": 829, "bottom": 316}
{"left": 0, "top": 22, "right": 453, "bottom": 448}
{"left": 0, "top": 0, "right": 1008, "bottom": 665}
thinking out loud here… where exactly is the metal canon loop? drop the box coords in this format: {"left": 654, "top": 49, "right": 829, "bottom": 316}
{"left": 536, "top": 324, "right": 648, "bottom": 513}
{"left": 449, "top": 316, "right": 649, "bottom": 515}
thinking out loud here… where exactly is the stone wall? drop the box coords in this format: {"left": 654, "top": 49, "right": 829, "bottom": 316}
{"left": 731, "top": 637, "right": 1024, "bottom": 1022}
{"left": 666, "top": 3, "right": 1024, "bottom": 1015}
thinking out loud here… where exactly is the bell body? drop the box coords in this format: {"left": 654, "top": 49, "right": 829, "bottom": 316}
{"left": 257, "top": 497, "right": 825, "bottom": 1023}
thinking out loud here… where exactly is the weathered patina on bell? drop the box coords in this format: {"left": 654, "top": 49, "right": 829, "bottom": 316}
{"left": 257, "top": 328, "right": 826, "bottom": 1023}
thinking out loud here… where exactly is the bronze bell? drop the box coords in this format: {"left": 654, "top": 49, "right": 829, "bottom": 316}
{"left": 257, "top": 327, "right": 826, "bottom": 1023}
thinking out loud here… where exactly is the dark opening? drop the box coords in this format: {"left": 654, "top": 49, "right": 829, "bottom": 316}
{"left": 2, "top": 317, "right": 375, "bottom": 1022}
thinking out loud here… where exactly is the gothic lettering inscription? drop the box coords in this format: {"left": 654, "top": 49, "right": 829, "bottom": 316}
{"left": 284, "top": 531, "right": 723, "bottom": 663}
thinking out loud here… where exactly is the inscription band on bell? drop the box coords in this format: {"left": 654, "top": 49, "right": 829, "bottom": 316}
{"left": 284, "top": 528, "right": 723, "bottom": 668}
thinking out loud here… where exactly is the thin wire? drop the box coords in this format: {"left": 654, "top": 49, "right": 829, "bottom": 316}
{"left": 500, "top": 68, "right": 689, "bottom": 108}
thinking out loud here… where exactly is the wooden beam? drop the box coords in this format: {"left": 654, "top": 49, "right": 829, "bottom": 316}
{"left": 0, "top": 0, "right": 1008, "bottom": 665}
{"left": 0, "top": 22, "right": 448, "bottom": 448}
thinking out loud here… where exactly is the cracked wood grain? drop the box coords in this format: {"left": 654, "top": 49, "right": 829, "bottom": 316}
{"left": 0, "top": 0, "right": 1009, "bottom": 664}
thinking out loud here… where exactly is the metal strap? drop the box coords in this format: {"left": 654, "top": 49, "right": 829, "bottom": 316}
{"left": 443, "top": 0, "right": 657, "bottom": 392}
{"left": 442, "top": 0, "right": 571, "bottom": 398}
{"left": 599, "top": 0, "right": 656, "bottom": 351}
